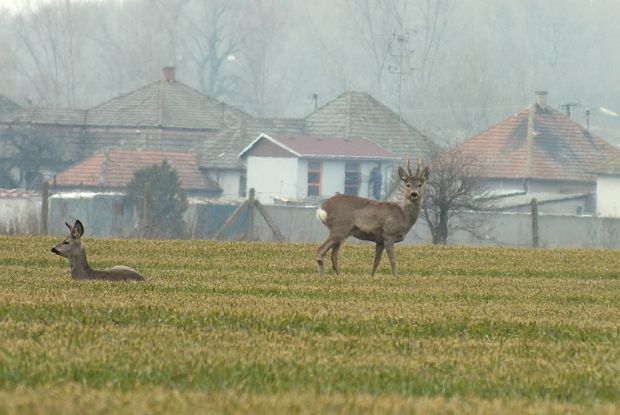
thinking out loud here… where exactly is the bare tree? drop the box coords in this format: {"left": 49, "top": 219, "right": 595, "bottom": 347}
{"left": 180, "top": 0, "right": 244, "bottom": 99}
{"left": 422, "top": 143, "right": 493, "bottom": 245}
{"left": 237, "top": 0, "right": 289, "bottom": 117}
{"left": 10, "top": 0, "right": 90, "bottom": 107}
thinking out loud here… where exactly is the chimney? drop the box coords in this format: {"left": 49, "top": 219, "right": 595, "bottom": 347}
{"left": 162, "top": 66, "right": 176, "bottom": 82}
{"left": 535, "top": 90, "right": 548, "bottom": 107}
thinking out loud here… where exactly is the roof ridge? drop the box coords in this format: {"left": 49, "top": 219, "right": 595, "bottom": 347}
{"left": 88, "top": 80, "right": 160, "bottom": 111}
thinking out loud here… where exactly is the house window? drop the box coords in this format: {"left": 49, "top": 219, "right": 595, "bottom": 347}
{"left": 307, "top": 161, "right": 322, "bottom": 196}
{"left": 344, "top": 162, "right": 361, "bottom": 196}
{"left": 239, "top": 174, "right": 247, "bottom": 198}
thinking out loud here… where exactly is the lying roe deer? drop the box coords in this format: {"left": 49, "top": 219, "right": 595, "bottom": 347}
{"left": 316, "top": 160, "right": 430, "bottom": 276}
{"left": 51, "top": 220, "right": 145, "bottom": 281}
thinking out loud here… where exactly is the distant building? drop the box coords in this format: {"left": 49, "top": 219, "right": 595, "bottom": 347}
{"left": 0, "top": 67, "right": 432, "bottom": 200}
{"left": 238, "top": 133, "right": 397, "bottom": 204}
{"left": 459, "top": 91, "right": 620, "bottom": 214}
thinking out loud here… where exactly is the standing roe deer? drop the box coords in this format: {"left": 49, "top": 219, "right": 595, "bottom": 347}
{"left": 51, "top": 220, "right": 145, "bottom": 281}
{"left": 316, "top": 160, "right": 430, "bottom": 276}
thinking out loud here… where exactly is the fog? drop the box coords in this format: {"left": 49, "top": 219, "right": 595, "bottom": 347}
{"left": 1, "top": 0, "right": 618, "bottom": 144}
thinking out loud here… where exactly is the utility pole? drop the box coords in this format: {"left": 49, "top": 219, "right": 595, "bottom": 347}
{"left": 388, "top": 31, "right": 414, "bottom": 123}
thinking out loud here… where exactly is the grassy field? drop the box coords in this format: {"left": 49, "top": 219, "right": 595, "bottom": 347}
{"left": 1, "top": 235, "right": 620, "bottom": 414}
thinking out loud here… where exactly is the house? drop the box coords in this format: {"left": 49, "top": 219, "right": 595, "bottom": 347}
{"left": 53, "top": 147, "right": 220, "bottom": 197}
{"left": 459, "top": 91, "right": 620, "bottom": 214}
{"left": 49, "top": 147, "right": 222, "bottom": 236}
{"left": 0, "top": 67, "right": 249, "bottom": 192}
{"left": 595, "top": 155, "right": 620, "bottom": 217}
{"left": 238, "top": 133, "right": 397, "bottom": 204}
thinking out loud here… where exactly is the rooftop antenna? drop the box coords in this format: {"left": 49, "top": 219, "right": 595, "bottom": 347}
{"left": 560, "top": 102, "right": 580, "bottom": 118}
{"left": 309, "top": 92, "right": 318, "bottom": 111}
{"left": 388, "top": 31, "right": 414, "bottom": 123}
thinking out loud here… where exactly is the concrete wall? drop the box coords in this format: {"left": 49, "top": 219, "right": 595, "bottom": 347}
{"left": 44, "top": 193, "right": 620, "bottom": 249}
{"left": 0, "top": 193, "right": 41, "bottom": 233}
{"left": 249, "top": 205, "right": 620, "bottom": 249}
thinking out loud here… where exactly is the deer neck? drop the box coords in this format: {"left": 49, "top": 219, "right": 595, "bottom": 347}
{"left": 69, "top": 246, "right": 94, "bottom": 279}
{"left": 399, "top": 197, "right": 422, "bottom": 227}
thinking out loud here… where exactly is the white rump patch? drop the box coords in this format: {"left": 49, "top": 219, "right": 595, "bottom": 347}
{"left": 316, "top": 208, "right": 328, "bottom": 224}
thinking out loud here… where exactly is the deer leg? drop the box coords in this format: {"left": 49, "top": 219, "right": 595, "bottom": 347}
{"left": 385, "top": 241, "right": 397, "bottom": 276}
{"left": 317, "top": 237, "right": 337, "bottom": 275}
{"left": 330, "top": 242, "right": 342, "bottom": 274}
{"left": 371, "top": 242, "right": 384, "bottom": 276}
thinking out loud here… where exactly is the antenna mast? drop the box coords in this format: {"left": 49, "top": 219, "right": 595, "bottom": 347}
{"left": 388, "top": 31, "right": 414, "bottom": 123}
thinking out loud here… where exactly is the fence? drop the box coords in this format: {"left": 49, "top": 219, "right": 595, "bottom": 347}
{"left": 29, "top": 189, "right": 620, "bottom": 248}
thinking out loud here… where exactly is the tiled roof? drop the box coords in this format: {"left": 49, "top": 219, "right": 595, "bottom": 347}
{"left": 86, "top": 79, "right": 249, "bottom": 129}
{"left": 596, "top": 154, "right": 620, "bottom": 176}
{"left": 240, "top": 133, "right": 397, "bottom": 159}
{"left": 305, "top": 91, "right": 431, "bottom": 162}
{"left": 0, "top": 80, "right": 248, "bottom": 130}
{"left": 459, "top": 104, "right": 620, "bottom": 182}
{"left": 54, "top": 148, "right": 220, "bottom": 192}
{"left": 0, "top": 95, "right": 21, "bottom": 115}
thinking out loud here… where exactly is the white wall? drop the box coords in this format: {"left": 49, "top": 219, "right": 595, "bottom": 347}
{"left": 597, "top": 176, "right": 620, "bottom": 217}
{"left": 246, "top": 156, "right": 298, "bottom": 203}
{"left": 246, "top": 157, "right": 393, "bottom": 203}
{"left": 321, "top": 160, "right": 345, "bottom": 197}
{"left": 208, "top": 169, "right": 243, "bottom": 200}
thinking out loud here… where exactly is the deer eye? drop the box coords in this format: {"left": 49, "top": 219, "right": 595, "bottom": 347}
{"left": 63, "top": 241, "right": 69, "bottom": 244}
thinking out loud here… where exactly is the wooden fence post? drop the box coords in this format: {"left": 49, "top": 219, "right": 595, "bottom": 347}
{"left": 41, "top": 181, "right": 49, "bottom": 235}
{"left": 531, "top": 197, "right": 539, "bottom": 247}
{"left": 243, "top": 188, "right": 256, "bottom": 240}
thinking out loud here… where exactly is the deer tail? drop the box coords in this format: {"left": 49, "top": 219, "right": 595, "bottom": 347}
{"left": 316, "top": 208, "right": 328, "bottom": 225}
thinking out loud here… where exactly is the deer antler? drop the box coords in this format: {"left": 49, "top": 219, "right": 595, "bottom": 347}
{"left": 406, "top": 158, "right": 413, "bottom": 177}
{"left": 415, "top": 158, "right": 421, "bottom": 176}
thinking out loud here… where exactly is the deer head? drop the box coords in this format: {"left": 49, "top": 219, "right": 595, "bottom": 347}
{"left": 51, "top": 220, "right": 84, "bottom": 259}
{"left": 397, "top": 159, "right": 431, "bottom": 203}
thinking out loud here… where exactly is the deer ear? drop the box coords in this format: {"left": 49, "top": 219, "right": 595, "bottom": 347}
{"left": 65, "top": 222, "right": 72, "bottom": 231}
{"left": 72, "top": 220, "right": 84, "bottom": 239}
{"left": 397, "top": 166, "right": 408, "bottom": 182}
{"left": 421, "top": 166, "right": 431, "bottom": 181}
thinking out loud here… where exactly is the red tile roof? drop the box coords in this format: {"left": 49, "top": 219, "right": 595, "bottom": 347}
{"left": 459, "top": 104, "right": 620, "bottom": 182}
{"left": 54, "top": 148, "right": 220, "bottom": 192}
{"left": 239, "top": 133, "right": 397, "bottom": 159}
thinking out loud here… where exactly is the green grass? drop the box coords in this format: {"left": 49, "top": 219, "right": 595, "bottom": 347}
{"left": 1, "top": 235, "right": 620, "bottom": 414}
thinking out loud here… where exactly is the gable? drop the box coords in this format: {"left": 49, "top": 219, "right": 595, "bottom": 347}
{"left": 246, "top": 137, "right": 296, "bottom": 158}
